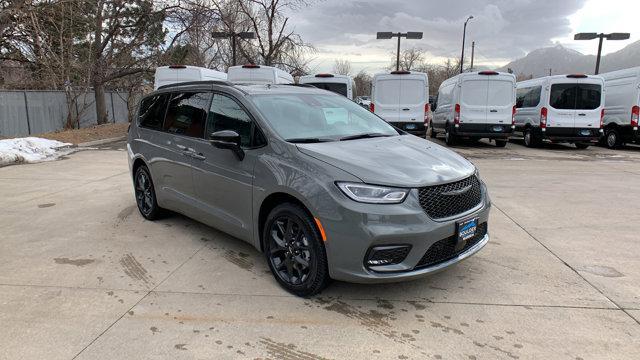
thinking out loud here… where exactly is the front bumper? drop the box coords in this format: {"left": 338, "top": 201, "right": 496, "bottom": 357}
{"left": 320, "top": 183, "right": 491, "bottom": 283}
{"left": 453, "top": 123, "right": 514, "bottom": 139}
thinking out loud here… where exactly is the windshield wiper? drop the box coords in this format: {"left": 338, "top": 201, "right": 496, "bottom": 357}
{"left": 339, "top": 133, "right": 393, "bottom": 141}
{"left": 285, "top": 137, "right": 334, "bottom": 143}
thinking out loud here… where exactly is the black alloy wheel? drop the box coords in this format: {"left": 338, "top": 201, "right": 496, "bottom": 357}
{"left": 264, "top": 204, "right": 329, "bottom": 296}
{"left": 134, "top": 165, "right": 162, "bottom": 220}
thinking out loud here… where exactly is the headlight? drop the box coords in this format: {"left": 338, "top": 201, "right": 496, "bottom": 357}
{"left": 336, "top": 182, "right": 409, "bottom": 204}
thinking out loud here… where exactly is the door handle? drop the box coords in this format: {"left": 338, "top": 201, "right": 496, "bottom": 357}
{"left": 489, "top": 109, "right": 498, "bottom": 113}
{"left": 402, "top": 108, "right": 410, "bottom": 111}
{"left": 578, "top": 113, "right": 586, "bottom": 116}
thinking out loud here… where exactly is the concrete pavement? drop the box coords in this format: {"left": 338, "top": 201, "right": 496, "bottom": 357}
{"left": 1, "top": 140, "right": 639, "bottom": 359}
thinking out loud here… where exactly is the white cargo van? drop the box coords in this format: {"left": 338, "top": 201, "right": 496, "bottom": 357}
{"left": 600, "top": 67, "right": 640, "bottom": 148}
{"left": 431, "top": 71, "right": 516, "bottom": 147}
{"left": 371, "top": 71, "right": 429, "bottom": 136}
{"left": 154, "top": 65, "right": 227, "bottom": 90}
{"left": 227, "top": 64, "right": 293, "bottom": 85}
{"left": 514, "top": 74, "right": 604, "bottom": 149}
{"left": 299, "top": 74, "right": 355, "bottom": 99}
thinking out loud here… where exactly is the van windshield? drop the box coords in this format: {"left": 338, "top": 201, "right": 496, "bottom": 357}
{"left": 251, "top": 93, "right": 399, "bottom": 141}
{"left": 550, "top": 83, "right": 601, "bottom": 110}
{"left": 306, "top": 82, "right": 348, "bottom": 97}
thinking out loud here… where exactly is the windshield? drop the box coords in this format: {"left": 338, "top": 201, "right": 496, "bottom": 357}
{"left": 251, "top": 93, "right": 399, "bottom": 141}
{"left": 306, "top": 82, "right": 348, "bottom": 97}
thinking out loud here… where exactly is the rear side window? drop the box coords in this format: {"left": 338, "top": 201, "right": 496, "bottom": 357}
{"left": 163, "top": 92, "right": 211, "bottom": 137}
{"left": 550, "top": 83, "right": 601, "bottom": 110}
{"left": 550, "top": 84, "right": 577, "bottom": 110}
{"left": 307, "top": 82, "right": 348, "bottom": 97}
{"left": 576, "top": 84, "right": 601, "bottom": 110}
{"left": 138, "top": 94, "right": 169, "bottom": 130}
{"left": 207, "top": 94, "right": 264, "bottom": 148}
{"left": 517, "top": 86, "right": 542, "bottom": 108}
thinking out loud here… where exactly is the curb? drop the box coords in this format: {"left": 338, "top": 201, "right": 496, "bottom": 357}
{"left": 76, "top": 136, "right": 127, "bottom": 148}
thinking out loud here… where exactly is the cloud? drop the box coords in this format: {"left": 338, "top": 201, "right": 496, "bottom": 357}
{"left": 288, "top": 0, "right": 587, "bottom": 72}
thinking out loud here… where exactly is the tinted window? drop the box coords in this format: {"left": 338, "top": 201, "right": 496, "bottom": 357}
{"left": 138, "top": 94, "right": 169, "bottom": 130}
{"left": 576, "top": 84, "right": 601, "bottom": 110}
{"left": 307, "top": 82, "right": 348, "bottom": 97}
{"left": 526, "top": 86, "right": 541, "bottom": 107}
{"left": 550, "top": 84, "right": 577, "bottom": 110}
{"left": 207, "top": 94, "right": 257, "bottom": 148}
{"left": 516, "top": 88, "right": 526, "bottom": 108}
{"left": 163, "top": 92, "right": 211, "bottom": 137}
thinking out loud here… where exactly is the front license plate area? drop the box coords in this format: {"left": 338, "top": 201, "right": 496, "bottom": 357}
{"left": 456, "top": 217, "right": 479, "bottom": 245}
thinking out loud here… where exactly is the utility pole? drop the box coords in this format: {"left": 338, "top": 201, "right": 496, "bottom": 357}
{"left": 459, "top": 15, "right": 474, "bottom": 74}
{"left": 470, "top": 41, "right": 475, "bottom": 71}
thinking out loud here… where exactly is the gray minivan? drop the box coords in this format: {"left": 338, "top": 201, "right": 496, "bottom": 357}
{"left": 127, "top": 80, "right": 491, "bottom": 296}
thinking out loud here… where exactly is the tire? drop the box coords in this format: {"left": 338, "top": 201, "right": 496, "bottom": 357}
{"left": 523, "top": 128, "right": 539, "bottom": 148}
{"left": 133, "top": 165, "right": 163, "bottom": 220}
{"left": 575, "top": 143, "right": 590, "bottom": 149}
{"left": 495, "top": 139, "right": 508, "bottom": 148}
{"left": 605, "top": 128, "right": 622, "bottom": 149}
{"left": 444, "top": 125, "right": 456, "bottom": 146}
{"left": 429, "top": 124, "right": 437, "bottom": 138}
{"left": 263, "top": 203, "right": 330, "bottom": 296}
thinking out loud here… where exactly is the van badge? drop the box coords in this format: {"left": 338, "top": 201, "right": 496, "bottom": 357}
{"left": 441, "top": 185, "right": 472, "bottom": 196}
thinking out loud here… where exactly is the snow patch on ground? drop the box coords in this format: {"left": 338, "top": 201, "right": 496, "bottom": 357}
{"left": 0, "top": 137, "right": 74, "bottom": 167}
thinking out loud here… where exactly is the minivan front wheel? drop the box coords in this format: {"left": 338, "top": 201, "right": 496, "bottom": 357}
{"left": 264, "top": 204, "right": 330, "bottom": 296}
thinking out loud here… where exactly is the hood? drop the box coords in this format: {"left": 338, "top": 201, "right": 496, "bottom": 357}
{"left": 296, "top": 135, "right": 475, "bottom": 188}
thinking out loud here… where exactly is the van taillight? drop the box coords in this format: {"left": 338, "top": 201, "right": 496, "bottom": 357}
{"left": 632, "top": 105, "right": 639, "bottom": 128}
{"left": 454, "top": 104, "right": 461, "bottom": 125}
{"left": 424, "top": 103, "right": 430, "bottom": 124}
{"left": 600, "top": 109, "right": 605, "bottom": 128}
{"left": 369, "top": 103, "right": 375, "bottom": 113}
{"left": 540, "top": 107, "right": 548, "bottom": 129}
{"left": 512, "top": 106, "right": 516, "bottom": 127}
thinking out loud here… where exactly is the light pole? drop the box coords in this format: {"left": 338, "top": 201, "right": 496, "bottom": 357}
{"left": 211, "top": 31, "right": 256, "bottom": 66}
{"left": 460, "top": 15, "right": 473, "bottom": 74}
{"left": 574, "top": 32, "right": 630, "bottom": 74}
{"left": 470, "top": 41, "right": 475, "bottom": 71}
{"left": 376, "top": 32, "right": 423, "bottom": 71}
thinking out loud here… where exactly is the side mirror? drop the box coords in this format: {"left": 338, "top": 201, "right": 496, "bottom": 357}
{"left": 210, "top": 130, "right": 245, "bottom": 160}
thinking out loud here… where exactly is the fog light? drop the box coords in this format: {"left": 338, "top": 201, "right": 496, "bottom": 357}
{"left": 365, "top": 245, "right": 411, "bottom": 267}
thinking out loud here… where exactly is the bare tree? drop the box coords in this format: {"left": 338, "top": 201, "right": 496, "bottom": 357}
{"left": 353, "top": 69, "right": 371, "bottom": 96}
{"left": 387, "top": 47, "right": 425, "bottom": 71}
{"left": 332, "top": 59, "right": 351, "bottom": 75}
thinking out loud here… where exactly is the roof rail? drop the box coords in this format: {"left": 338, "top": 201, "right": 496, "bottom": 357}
{"left": 157, "top": 80, "right": 233, "bottom": 90}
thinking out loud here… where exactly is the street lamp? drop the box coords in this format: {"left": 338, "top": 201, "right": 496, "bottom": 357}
{"left": 376, "top": 31, "right": 423, "bottom": 71}
{"left": 459, "top": 15, "right": 474, "bottom": 74}
{"left": 211, "top": 31, "right": 256, "bottom": 66}
{"left": 574, "top": 32, "right": 630, "bottom": 74}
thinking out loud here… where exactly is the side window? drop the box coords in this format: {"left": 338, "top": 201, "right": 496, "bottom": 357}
{"left": 516, "top": 88, "right": 526, "bottom": 108}
{"left": 207, "top": 94, "right": 264, "bottom": 148}
{"left": 550, "top": 84, "right": 577, "bottom": 110}
{"left": 139, "top": 94, "right": 169, "bottom": 130}
{"left": 163, "top": 92, "right": 211, "bottom": 137}
{"left": 526, "top": 86, "right": 542, "bottom": 107}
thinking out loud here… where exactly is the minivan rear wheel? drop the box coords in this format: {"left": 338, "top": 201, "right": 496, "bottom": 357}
{"left": 264, "top": 203, "right": 330, "bottom": 296}
{"left": 134, "top": 165, "right": 163, "bottom": 220}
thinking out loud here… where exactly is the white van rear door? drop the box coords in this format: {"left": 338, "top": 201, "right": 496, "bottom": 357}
{"left": 486, "top": 79, "right": 514, "bottom": 125}
{"left": 460, "top": 79, "right": 488, "bottom": 124}
{"left": 374, "top": 79, "right": 400, "bottom": 122}
{"left": 398, "top": 78, "right": 426, "bottom": 124}
{"left": 548, "top": 80, "right": 577, "bottom": 128}
{"left": 574, "top": 79, "right": 603, "bottom": 129}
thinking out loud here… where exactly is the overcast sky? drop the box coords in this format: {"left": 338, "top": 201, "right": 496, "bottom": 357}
{"left": 288, "top": 0, "right": 639, "bottom": 73}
